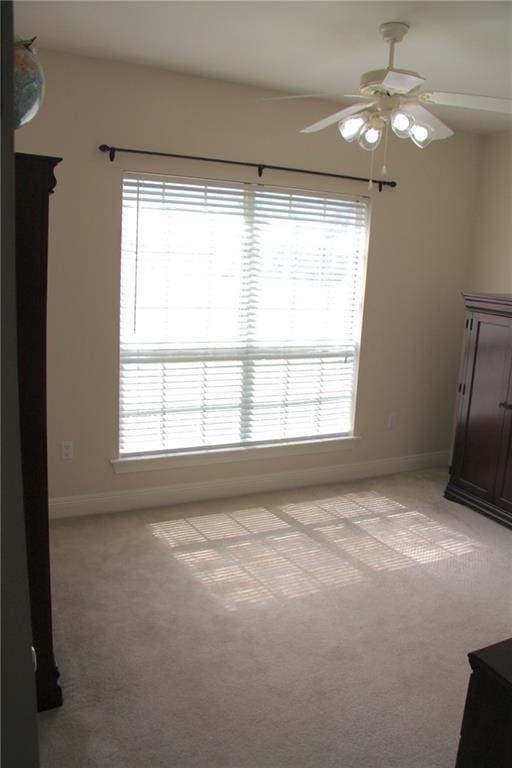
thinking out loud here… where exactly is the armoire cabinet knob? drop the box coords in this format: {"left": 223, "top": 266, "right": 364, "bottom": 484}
{"left": 498, "top": 401, "right": 512, "bottom": 410}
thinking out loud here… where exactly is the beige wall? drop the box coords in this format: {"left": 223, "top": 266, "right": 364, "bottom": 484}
{"left": 468, "top": 130, "right": 512, "bottom": 292}
{"left": 15, "top": 49, "right": 482, "bottom": 500}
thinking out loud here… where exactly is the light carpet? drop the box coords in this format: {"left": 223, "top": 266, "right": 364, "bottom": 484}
{"left": 38, "top": 468, "right": 512, "bottom": 767}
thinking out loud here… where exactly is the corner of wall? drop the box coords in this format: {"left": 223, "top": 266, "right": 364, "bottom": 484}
{"left": 467, "top": 130, "right": 512, "bottom": 294}
{"left": 464, "top": 133, "right": 486, "bottom": 292}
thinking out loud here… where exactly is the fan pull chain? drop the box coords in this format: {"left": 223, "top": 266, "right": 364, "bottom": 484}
{"left": 368, "top": 148, "right": 376, "bottom": 190}
{"left": 381, "top": 122, "right": 390, "bottom": 176}
{"left": 133, "top": 181, "right": 141, "bottom": 334}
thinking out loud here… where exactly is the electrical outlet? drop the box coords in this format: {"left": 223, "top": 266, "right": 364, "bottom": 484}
{"left": 387, "top": 411, "right": 398, "bottom": 430}
{"left": 61, "top": 441, "right": 74, "bottom": 461}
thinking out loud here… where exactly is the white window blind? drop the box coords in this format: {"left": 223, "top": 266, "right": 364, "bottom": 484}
{"left": 119, "top": 174, "right": 369, "bottom": 457}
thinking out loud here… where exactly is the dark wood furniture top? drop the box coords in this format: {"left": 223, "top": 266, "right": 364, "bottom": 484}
{"left": 463, "top": 294, "right": 512, "bottom": 315}
{"left": 456, "top": 637, "right": 512, "bottom": 768}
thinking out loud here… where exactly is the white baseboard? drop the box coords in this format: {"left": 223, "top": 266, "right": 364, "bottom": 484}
{"left": 49, "top": 450, "right": 449, "bottom": 519}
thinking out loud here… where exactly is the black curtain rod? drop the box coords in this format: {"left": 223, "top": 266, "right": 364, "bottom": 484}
{"left": 98, "top": 144, "right": 397, "bottom": 192}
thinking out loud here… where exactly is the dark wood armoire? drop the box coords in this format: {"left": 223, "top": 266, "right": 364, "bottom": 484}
{"left": 16, "top": 152, "right": 63, "bottom": 710}
{"left": 446, "top": 293, "right": 512, "bottom": 528}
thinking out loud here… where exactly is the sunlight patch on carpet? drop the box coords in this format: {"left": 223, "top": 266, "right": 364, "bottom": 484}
{"left": 148, "top": 492, "right": 481, "bottom": 610}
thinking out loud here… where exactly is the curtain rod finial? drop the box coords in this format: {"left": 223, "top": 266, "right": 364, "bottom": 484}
{"left": 99, "top": 144, "right": 116, "bottom": 162}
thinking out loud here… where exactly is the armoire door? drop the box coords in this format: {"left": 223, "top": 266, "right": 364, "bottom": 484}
{"left": 493, "top": 369, "right": 512, "bottom": 513}
{"left": 451, "top": 312, "right": 512, "bottom": 503}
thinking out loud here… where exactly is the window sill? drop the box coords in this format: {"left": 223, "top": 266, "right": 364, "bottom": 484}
{"left": 110, "top": 436, "right": 361, "bottom": 474}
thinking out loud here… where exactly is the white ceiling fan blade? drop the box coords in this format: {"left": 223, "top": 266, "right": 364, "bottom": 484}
{"left": 262, "top": 93, "right": 330, "bottom": 102}
{"left": 383, "top": 70, "right": 425, "bottom": 93}
{"left": 422, "top": 91, "right": 512, "bottom": 114}
{"left": 300, "top": 102, "right": 376, "bottom": 133}
{"left": 405, "top": 103, "right": 454, "bottom": 139}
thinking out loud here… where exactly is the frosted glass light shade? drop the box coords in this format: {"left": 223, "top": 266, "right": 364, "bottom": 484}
{"left": 338, "top": 115, "right": 367, "bottom": 142}
{"left": 409, "top": 123, "right": 433, "bottom": 148}
{"left": 391, "top": 110, "right": 413, "bottom": 139}
{"left": 358, "top": 126, "right": 382, "bottom": 151}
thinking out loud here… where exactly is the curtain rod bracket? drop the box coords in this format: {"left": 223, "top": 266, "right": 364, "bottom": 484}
{"left": 97, "top": 144, "right": 397, "bottom": 190}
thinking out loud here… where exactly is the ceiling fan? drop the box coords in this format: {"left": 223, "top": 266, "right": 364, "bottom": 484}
{"left": 301, "top": 21, "right": 512, "bottom": 151}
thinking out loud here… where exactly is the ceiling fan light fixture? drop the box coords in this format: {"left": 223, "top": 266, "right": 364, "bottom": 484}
{"left": 409, "top": 122, "right": 433, "bottom": 148}
{"left": 391, "top": 109, "right": 414, "bottom": 138}
{"left": 358, "top": 126, "right": 382, "bottom": 151}
{"left": 299, "top": 20, "right": 508, "bottom": 156}
{"left": 338, "top": 114, "right": 368, "bottom": 142}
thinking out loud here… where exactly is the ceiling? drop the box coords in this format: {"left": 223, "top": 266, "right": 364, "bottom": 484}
{"left": 14, "top": 1, "right": 512, "bottom": 133}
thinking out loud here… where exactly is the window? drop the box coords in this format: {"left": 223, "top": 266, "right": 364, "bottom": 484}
{"left": 119, "top": 174, "right": 369, "bottom": 457}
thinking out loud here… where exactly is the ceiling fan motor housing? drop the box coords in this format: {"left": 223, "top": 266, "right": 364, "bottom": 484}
{"left": 360, "top": 68, "right": 422, "bottom": 96}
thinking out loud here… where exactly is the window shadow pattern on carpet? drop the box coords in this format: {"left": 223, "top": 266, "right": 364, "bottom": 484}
{"left": 149, "top": 492, "right": 480, "bottom": 611}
